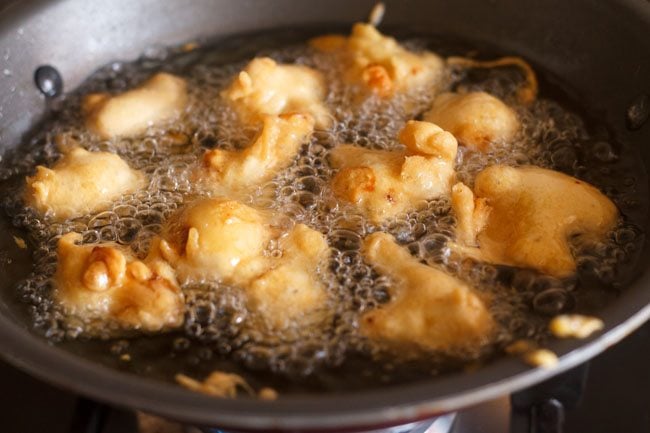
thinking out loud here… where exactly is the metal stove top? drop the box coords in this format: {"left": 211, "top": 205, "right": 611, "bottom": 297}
{"left": 2, "top": 321, "right": 649, "bottom": 433}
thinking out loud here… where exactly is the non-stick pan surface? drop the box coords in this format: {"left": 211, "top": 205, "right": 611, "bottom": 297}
{"left": 0, "top": 0, "right": 649, "bottom": 430}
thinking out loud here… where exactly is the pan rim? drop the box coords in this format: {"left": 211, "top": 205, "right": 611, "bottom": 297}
{"left": 1, "top": 0, "right": 649, "bottom": 429}
{"left": 1, "top": 289, "right": 649, "bottom": 430}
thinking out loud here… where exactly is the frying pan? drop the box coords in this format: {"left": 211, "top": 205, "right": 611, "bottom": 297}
{"left": 0, "top": 0, "right": 649, "bottom": 431}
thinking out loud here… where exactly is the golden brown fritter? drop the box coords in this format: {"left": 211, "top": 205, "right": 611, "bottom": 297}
{"left": 360, "top": 232, "right": 494, "bottom": 352}
{"left": 311, "top": 23, "right": 444, "bottom": 97}
{"left": 247, "top": 223, "right": 330, "bottom": 329}
{"left": 24, "top": 146, "right": 145, "bottom": 221}
{"left": 450, "top": 165, "right": 618, "bottom": 277}
{"left": 201, "top": 113, "right": 314, "bottom": 191}
{"left": 330, "top": 120, "right": 457, "bottom": 222}
{"left": 54, "top": 233, "right": 184, "bottom": 332}
{"left": 83, "top": 72, "right": 187, "bottom": 138}
{"left": 156, "top": 198, "right": 274, "bottom": 286}
{"left": 153, "top": 198, "right": 330, "bottom": 329}
{"left": 424, "top": 91, "right": 519, "bottom": 152}
{"left": 222, "top": 57, "right": 331, "bottom": 128}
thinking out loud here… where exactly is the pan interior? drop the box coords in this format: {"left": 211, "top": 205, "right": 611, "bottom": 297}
{"left": 0, "top": 25, "right": 647, "bottom": 400}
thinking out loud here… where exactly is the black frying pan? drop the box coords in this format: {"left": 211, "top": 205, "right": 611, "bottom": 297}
{"left": 0, "top": 0, "right": 649, "bottom": 431}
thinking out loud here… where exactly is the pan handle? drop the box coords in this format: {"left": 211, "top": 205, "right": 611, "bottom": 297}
{"left": 69, "top": 398, "right": 110, "bottom": 433}
{"left": 510, "top": 363, "right": 589, "bottom": 433}
{"left": 511, "top": 398, "right": 565, "bottom": 433}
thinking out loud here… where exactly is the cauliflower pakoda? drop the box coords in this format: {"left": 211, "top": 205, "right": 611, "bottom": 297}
{"left": 424, "top": 91, "right": 519, "bottom": 152}
{"left": 54, "top": 232, "right": 184, "bottom": 332}
{"left": 83, "top": 72, "right": 187, "bottom": 138}
{"left": 154, "top": 198, "right": 330, "bottom": 328}
{"left": 201, "top": 113, "right": 314, "bottom": 191}
{"left": 157, "top": 198, "right": 274, "bottom": 286}
{"left": 450, "top": 165, "right": 618, "bottom": 278}
{"left": 247, "top": 223, "right": 330, "bottom": 329}
{"left": 24, "top": 146, "right": 145, "bottom": 221}
{"left": 360, "top": 232, "right": 493, "bottom": 352}
{"left": 311, "top": 23, "right": 444, "bottom": 97}
{"left": 222, "top": 57, "right": 331, "bottom": 128}
{"left": 330, "top": 120, "right": 457, "bottom": 222}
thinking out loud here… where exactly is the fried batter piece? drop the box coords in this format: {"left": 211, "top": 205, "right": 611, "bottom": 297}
{"left": 24, "top": 146, "right": 145, "bottom": 221}
{"left": 450, "top": 165, "right": 618, "bottom": 278}
{"left": 201, "top": 113, "right": 314, "bottom": 191}
{"left": 424, "top": 91, "right": 519, "bottom": 152}
{"left": 154, "top": 198, "right": 330, "bottom": 328}
{"left": 158, "top": 198, "right": 274, "bottom": 286}
{"left": 247, "top": 223, "right": 329, "bottom": 329}
{"left": 549, "top": 314, "right": 604, "bottom": 339}
{"left": 311, "top": 23, "right": 444, "bottom": 97}
{"left": 360, "top": 232, "right": 493, "bottom": 351}
{"left": 222, "top": 57, "right": 331, "bottom": 128}
{"left": 83, "top": 72, "right": 187, "bottom": 138}
{"left": 176, "top": 371, "right": 278, "bottom": 400}
{"left": 54, "top": 232, "right": 184, "bottom": 332}
{"left": 330, "top": 120, "right": 457, "bottom": 222}
{"left": 176, "top": 371, "right": 254, "bottom": 398}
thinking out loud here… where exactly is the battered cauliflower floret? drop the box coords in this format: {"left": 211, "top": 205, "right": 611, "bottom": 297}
{"left": 157, "top": 198, "right": 274, "bottom": 286}
{"left": 311, "top": 23, "right": 445, "bottom": 97}
{"left": 201, "top": 113, "right": 314, "bottom": 191}
{"left": 154, "top": 198, "right": 330, "bottom": 329}
{"left": 24, "top": 146, "right": 145, "bottom": 221}
{"left": 222, "top": 57, "right": 331, "bottom": 128}
{"left": 360, "top": 232, "right": 493, "bottom": 352}
{"left": 54, "top": 233, "right": 184, "bottom": 332}
{"left": 450, "top": 165, "right": 618, "bottom": 278}
{"left": 247, "top": 223, "right": 330, "bottom": 329}
{"left": 83, "top": 72, "right": 188, "bottom": 138}
{"left": 424, "top": 91, "right": 519, "bottom": 152}
{"left": 330, "top": 120, "right": 457, "bottom": 222}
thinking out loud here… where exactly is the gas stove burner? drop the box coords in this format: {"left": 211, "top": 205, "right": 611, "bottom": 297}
{"left": 198, "top": 414, "right": 457, "bottom": 433}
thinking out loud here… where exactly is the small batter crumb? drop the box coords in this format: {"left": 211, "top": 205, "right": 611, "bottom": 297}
{"left": 176, "top": 371, "right": 280, "bottom": 401}
{"left": 13, "top": 236, "right": 26, "bottom": 249}
{"left": 523, "top": 349, "right": 559, "bottom": 368}
{"left": 549, "top": 314, "right": 604, "bottom": 339}
{"left": 504, "top": 339, "right": 537, "bottom": 355}
{"left": 175, "top": 371, "right": 254, "bottom": 399}
{"left": 258, "top": 387, "right": 279, "bottom": 401}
